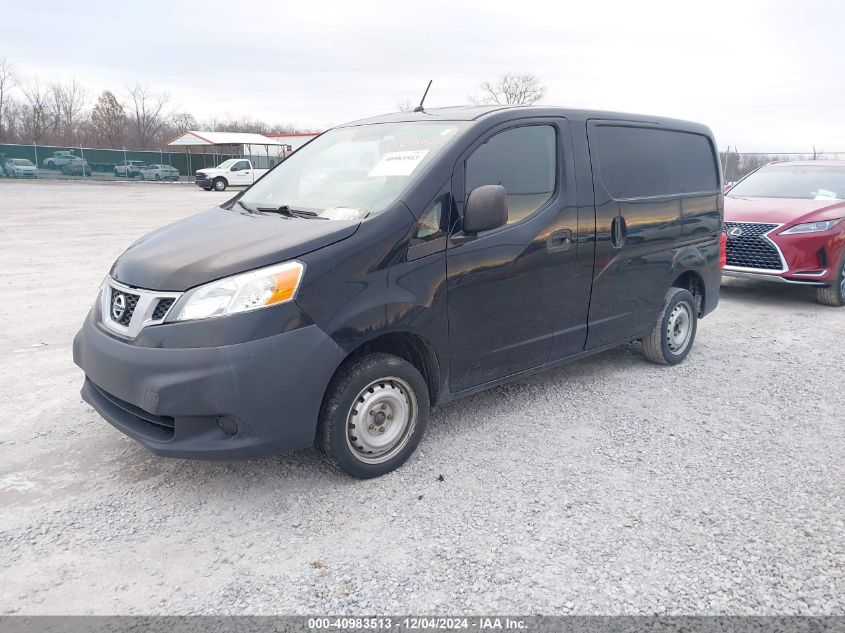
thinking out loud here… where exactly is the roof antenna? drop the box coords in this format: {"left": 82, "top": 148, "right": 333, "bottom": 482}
{"left": 413, "top": 80, "right": 433, "bottom": 112}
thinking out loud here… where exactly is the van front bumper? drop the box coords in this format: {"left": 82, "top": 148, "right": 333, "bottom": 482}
{"left": 73, "top": 312, "right": 346, "bottom": 459}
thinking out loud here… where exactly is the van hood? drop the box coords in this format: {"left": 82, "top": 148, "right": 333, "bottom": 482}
{"left": 725, "top": 196, "right": 845, "bottom": 224}
{"left": 110, "top": 206, "right": 360, "bottom": 291}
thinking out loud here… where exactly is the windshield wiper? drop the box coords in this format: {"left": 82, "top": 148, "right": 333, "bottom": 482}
{"left": 235, "top": 199, "right": 256, "bottom": 214}
{"left": 256, "top": 205, "right": 326, "bottom": 219}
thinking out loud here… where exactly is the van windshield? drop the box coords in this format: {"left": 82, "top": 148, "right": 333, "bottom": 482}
{"left": 240, "top": 122, "right": 464, "bottom": 219}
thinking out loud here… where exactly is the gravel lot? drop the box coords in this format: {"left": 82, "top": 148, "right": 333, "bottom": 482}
{"left": 0, "top": 180, "right": 843, "bottom": 615}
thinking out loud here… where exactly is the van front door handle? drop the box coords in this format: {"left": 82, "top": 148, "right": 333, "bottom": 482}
{"left": 547, "top": 229, "right": 573, "bottom": 252}
{"left": 611, "top": 216, "right": 627, "bottom": 248}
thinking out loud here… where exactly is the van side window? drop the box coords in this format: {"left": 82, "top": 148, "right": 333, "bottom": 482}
{"left": 595, "top": 126, "right": 718, "bottom": 199}
{"left": 465, "top": 125, "right": 557, "bottom": 225}
{"left": 412, "top": 195, "right": 448, "bottom": 244}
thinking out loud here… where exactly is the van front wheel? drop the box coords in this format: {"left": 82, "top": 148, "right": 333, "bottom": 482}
{"left": 317, "top": 353, "right": 430, "bottom": 478}
{"left": 642, "top": 287, "right": 698, "bottom": 365}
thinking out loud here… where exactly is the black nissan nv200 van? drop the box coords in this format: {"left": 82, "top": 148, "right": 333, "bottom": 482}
{"left": 73, "top": 106, "right": 724, "bottom": 478}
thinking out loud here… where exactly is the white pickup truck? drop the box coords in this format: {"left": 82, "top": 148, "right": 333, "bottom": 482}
{"left": 195, "top": 159, "right": 269, "bottom": 192}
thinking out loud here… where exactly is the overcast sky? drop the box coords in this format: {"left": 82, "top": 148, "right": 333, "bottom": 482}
{"left": 4, "top": 0, "right": 845, "bottom": 151}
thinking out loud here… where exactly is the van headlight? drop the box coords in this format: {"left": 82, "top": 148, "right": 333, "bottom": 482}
{"left": 170, "top": 261, "right": 304, "bottom": 322}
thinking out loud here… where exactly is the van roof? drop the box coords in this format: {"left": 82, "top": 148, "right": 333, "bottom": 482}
{"left": 340, "top": 104, "right": 713, "bottom": 135}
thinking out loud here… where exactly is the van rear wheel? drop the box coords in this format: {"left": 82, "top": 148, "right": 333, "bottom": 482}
{"left": 642, "top": 287, "right": 698, "bottom": 365}
{"left": 316, "top": 353, "right": 430, "bottom": 478}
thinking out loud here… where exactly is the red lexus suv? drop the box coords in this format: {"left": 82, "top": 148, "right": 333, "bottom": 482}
{"left": 723, "top": 160, "right": 845, "bottom": 306}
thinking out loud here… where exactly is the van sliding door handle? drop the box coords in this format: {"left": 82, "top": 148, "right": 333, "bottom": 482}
{"left": 611, "top": 216, "right": 627, "bottom": 248}
{"left": 546, "top": 229, "right": 573, "bottom": 252}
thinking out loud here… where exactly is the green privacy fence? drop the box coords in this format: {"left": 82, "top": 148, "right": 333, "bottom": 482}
{"left": 0, "top": 142, "right": 241, "bottom": 181}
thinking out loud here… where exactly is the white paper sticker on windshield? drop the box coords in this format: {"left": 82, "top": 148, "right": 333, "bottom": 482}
{"left": 815, "top": 189, "right": 839, "bottom": 200}
{"left": 368, "top": 150, "right": 429, "bottom": 177}
{"left": 322, "top": 207, "right": 369, "bottom": 221}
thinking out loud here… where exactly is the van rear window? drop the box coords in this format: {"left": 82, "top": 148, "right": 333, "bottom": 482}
{"left": 594, "top": 126, "right": 718, "bottom": 199}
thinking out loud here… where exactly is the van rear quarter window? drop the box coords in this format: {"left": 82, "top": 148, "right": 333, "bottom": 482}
{"left": 595, "top": 125, "right": 718, "bottom": 199}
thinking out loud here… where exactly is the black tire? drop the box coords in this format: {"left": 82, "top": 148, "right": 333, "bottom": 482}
{"left": 316, "top": 353, "right": 430, "bottom": 478}
{"left": 213, "top": 177, "right": 227, "bottom": 191}
{"left": 138, "top": 173, "right": 145, "bottom": 181}
{"left": 642, "top": 287, "right": 698, "bottom": 365}
{"left": 113, "top": 168, "right": 120, "bottom": 177}
{"left": 816, "top": 253, "right": 845, "bottom": 307}
{"left": 154, "top": 173, "right": 161, "bottom": 181}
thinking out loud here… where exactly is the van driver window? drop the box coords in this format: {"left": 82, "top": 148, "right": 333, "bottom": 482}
{"left": 465, "top": 125, "right": 557, "bottom": 225}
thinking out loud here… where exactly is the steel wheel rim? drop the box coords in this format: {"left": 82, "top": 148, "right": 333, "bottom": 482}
{"left": 346, "top": 376, "right": 418, "bottom": 465}
{"left": 666, "top": 301, "right": 693, "bottom": 354}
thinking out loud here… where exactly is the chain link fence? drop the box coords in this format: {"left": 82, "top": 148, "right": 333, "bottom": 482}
{"left": 0, "top": 142, "right": 245, "bottom": 183}
{"left": 3, "top": 142, "right": 845, "bottom": 186}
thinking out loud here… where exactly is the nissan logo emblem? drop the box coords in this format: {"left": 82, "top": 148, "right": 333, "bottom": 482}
{"left": 727, "top": 226, "right": 743, "bottom": 239}
{"left": 111, "top": 293, "right": 126, "bottom": 321}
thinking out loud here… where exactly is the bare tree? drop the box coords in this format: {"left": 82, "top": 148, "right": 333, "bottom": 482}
{"left": 397, "top": 98, "right": 414, "bottom": 112}
{"left": 48, "top": 79, "right": 88, "bottom": 143}
{"left": 0, "top": 57, "right": 19, "bottom": 140}
{"left": 170, "top": 111, "right": 197, "bottom": 135}
{"left": 471, "top": 72, "right": 546, "bottom": 106}
{"left": 126, "top": 85, "right": 171, "bottom": 148}
{"left": 203, "top": 116, "right": 300, "bottom": 135}
{"left": 2, "top": 100, "right": 23, "bottom": 142}
{"left": 91, "top": 90, "right": 127, "bottom": 147}
{"left": 1, "top": 64, "right": 314, "bottom": 148}
{"left": 19, "top": 82, "right": 52, "bottom": 143}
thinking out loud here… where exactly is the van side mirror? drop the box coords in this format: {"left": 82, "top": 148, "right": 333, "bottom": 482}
{"left": 463, "top": 185, "right": 508, "bottom": 234}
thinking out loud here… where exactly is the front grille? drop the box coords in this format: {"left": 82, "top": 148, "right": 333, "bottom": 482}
{"left": 724, "top": 222, "right": 783, "bottom": 270}
{"left": 101, "top": 279, "right": 183, "bottom": 338}
{"left": 195, "top": 172, "right": 206, "bottom": 180}
{"left": 152, "top": 298, "right": 175, "bottom": 321}
{"left": 110, "top": 288, "right": 140, "bottom": 326}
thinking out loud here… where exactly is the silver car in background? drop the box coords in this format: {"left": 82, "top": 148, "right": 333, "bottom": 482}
{"left": 4, "top": 158, "right": 38, "bottom": 178}
{"left": 138, "top": 164, "right": 180, "bottom": 181}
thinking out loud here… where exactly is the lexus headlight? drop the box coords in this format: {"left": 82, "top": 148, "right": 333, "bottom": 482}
{"left": 170, "top": 261, "right": 304, "bottom": 322}
{"left": 781, "top": 219, "right": 841, "bottom": 234}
